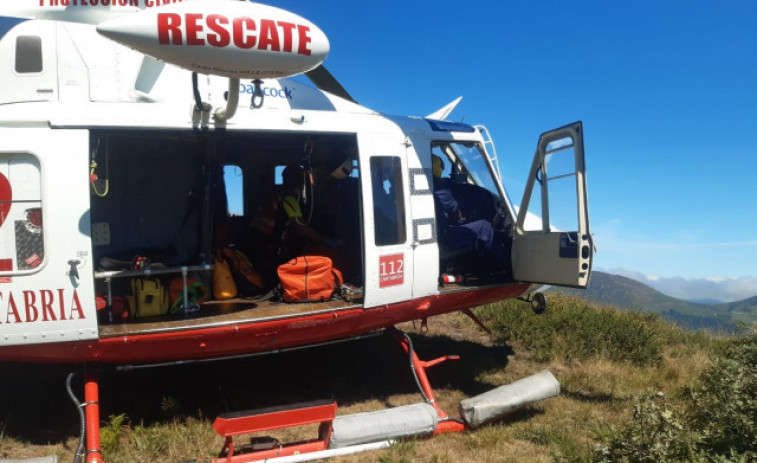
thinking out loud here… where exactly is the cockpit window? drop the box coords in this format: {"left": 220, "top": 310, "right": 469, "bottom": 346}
{"left": 431, "top": 142, "right": 501, "bottom": 199}
{"left": 15, "top": 36, "right": 43, "bottom": 74}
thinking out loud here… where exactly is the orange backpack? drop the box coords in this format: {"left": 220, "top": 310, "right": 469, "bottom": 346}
{"left": 277, "top": 255, "right": 343, "bottom": 303}
{"left": 221, "top": 246, "right": 266, "bottom": 296}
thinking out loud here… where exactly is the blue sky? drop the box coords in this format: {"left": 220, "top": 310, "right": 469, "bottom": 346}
{"left": 273, "top": 0, "right": 756, "bottom": 287}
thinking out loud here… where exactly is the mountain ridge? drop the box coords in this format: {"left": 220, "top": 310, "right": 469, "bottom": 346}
{"left": 550, "top": 271, "right": 757, "bottom": 332}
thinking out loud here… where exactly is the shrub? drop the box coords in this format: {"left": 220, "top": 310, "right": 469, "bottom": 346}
{"left": 483, "top": 295, "right": 664, "bottom": 366}
{"left": 592, "top": 394, "right": 699, "bottom": 463}
{"left": 99, "top": 414, "right": 127, "bottom": 456}
{"left": 686, "top": 326, "right": 757, "bottom": 458}
{"left": 593, "top": 326, "right": 757, "bottom": 462}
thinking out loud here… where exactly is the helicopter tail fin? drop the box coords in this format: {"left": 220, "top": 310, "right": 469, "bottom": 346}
{"left": 426, "top": 96, "right": 462, "bottom": 120}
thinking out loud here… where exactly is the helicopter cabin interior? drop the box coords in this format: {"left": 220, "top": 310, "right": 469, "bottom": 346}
{"left": 86, "top": 129, "right": 513, "bottom": 334}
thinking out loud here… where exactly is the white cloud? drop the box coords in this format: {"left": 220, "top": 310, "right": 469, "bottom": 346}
{"left": 590, "top": 221, "right": 757, "bottom": 280}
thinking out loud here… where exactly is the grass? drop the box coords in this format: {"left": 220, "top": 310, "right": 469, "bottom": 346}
{"left": 0, "top": 294, "right": 751, "bottom": 462}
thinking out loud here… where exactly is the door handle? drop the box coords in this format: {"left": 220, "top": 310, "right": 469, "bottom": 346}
{"left": 68, "top": 259, "right": 81, "bottom": 281}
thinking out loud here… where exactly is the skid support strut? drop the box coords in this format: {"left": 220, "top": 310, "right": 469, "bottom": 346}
{"left": 84, "top": 370, "right": 104, "bottom": 463}
{"left": 390, "top": 329, "right": 466, "bottom": 435}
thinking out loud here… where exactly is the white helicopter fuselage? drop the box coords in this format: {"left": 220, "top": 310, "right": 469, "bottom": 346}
{"left": 0, "top": 2, "right": 592, "bottom": 365}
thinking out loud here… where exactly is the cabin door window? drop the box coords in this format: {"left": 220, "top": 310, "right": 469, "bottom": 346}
{"left": 369, "top": 157, "right": 407, "bottom": 246}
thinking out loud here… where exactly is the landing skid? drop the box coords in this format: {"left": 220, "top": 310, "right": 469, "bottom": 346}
{"left": 388, "top": 328, "right": 466, "bottom": 435}
{"left": 208, "top": 328, "right": 466, "bottom": 462}
{"left": 67, "top": 328, "right": 559, "bottom": 463}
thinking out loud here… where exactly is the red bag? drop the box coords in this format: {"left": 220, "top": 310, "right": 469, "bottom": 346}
{"left": 277, "top": 256, "right": 343, "bottom": 302}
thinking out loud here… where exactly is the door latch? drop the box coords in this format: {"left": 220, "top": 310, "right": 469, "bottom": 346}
{"left": 67, "top": 259, "right": 81, "bottom": 281}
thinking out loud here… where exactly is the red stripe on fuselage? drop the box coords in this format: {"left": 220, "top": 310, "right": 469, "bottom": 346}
{"left": 0, "top": 284, "right": 528, "bottom": 364}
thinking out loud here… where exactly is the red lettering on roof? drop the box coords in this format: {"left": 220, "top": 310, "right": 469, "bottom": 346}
{"left": 233, "top": 17, "right": 256, "bottom": 49}
{"left": 157, "top": 12, "right": 182, "bottom": 45}
{"left": 258, "top": 19, "right": 279, "bottom": 51}
{"left": 156, "top": 13, "right": 313, "bottom": 55}
{"left": 206, "top": 14, "right": 230, "bottom": 47}
{"left": 184, "top": 13, "right": 204, "bottom": 46}
{"left": 297, "top": 24, "right": 312, "bottom": 56}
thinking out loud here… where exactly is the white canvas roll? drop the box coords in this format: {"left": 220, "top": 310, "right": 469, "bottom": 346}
{"left": 329, "top": 403, "right": 438, "bottom": 449}
{"left": 459, "top": 370, "right": 560, "bottom": 428}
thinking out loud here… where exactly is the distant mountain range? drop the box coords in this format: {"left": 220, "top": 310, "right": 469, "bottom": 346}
{"left": 550, "top": 271, "right": 757, "bottom": 332}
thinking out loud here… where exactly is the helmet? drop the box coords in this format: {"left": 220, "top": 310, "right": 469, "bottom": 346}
{"left": 432, "top": 155, "right": 444, "bottom": 178}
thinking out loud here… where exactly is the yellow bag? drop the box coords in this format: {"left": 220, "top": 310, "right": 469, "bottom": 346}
{"left": 213, "top": 251, "right": 238, "bottom": 299}
{"left": 127, "top": 278, "right": 169, "bottom": 318}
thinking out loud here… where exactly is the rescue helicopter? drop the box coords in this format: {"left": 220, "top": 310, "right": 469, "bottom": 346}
{"left": 0, "top": 1, "right": 592, "bottom": 461}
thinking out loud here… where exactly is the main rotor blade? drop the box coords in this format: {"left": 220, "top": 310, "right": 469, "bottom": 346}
{"left": 305, "top": 65, "right": 356, "bottom": 104}
{"left": 134, "top": 55, "right": 165, "bottom": 94}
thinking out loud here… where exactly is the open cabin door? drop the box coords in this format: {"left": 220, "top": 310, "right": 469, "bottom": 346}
{"left": 511, "top": 122, "right": 592, "bottom": 288}
{"left": 359, "top": 132, "right": 415, "bottom": 308}
{"left": 0, "top": 129, "right": 97, "bottom": 347}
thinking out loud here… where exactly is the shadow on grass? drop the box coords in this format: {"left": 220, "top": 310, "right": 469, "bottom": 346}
{"left": 497, "top": 406, "right": 545, "bottom": 426}
{"left": 0, "top": 329, "right": 513, "bottom": 445}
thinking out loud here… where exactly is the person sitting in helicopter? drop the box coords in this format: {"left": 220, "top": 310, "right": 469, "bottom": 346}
{"left": 432, "top": 154, "right": 502, "bottom": 273}
{"left": 274, "top": 164, "right": 340, "bottom": 262}
{"left": 325, "top": 148, "right": 362, "bottom": 283}
{"left": 309, "top": 145, "right": 356, "bottom": 236}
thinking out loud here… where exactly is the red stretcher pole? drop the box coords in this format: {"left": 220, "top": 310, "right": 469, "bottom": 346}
{"left": 84, "top": 370, "right": 104, "bottom": 463}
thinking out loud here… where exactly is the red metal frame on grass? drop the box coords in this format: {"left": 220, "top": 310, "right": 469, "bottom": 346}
{"left": 76, "top": 327, "right": 478, "bottom": 463}
{"left": 212, "top": 399, "right": 337, "bottom": 462}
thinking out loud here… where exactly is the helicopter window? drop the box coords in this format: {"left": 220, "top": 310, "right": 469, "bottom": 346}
{"left": 274, "top": 165, "right": 286, "bottom": 185}
{"left": 432, "top": 142, "right": 501, "bottom": 198}
{"left": 0, "top": 154, "right": 44, "bottom": 276}
{"left": 370, "top": 156, "right": 406, "bottom": 246}
{"left": 15, "top": 36, "right": 43, "bottom": 74}
{"left": 224, "top": 165, "right": 244, "bottom": 216}
{"left": 540, "top": 137, "right": 580, "bottom": 231}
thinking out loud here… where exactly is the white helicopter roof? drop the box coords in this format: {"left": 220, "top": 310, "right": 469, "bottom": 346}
{"left": 0, "top": 9, "right": 375, "bottom": 128}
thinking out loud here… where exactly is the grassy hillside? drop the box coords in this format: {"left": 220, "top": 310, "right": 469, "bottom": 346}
{"left": 716, "top": 295, "right": 757, "bottom": 324}
{"left": 0, "top": 295, "right": 754, "bottom": 462}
